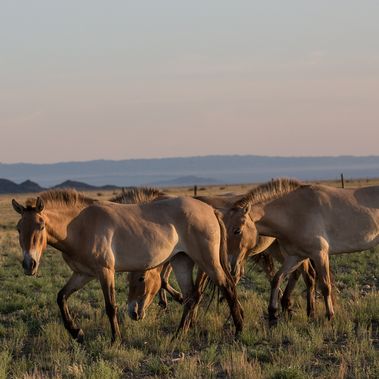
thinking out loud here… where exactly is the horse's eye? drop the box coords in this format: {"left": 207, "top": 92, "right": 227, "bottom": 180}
{"left": 233, "top": 228, "right": 241, "bottom": 235}
{"left": 138, "top": 277, "right": 144, "bottom": 282}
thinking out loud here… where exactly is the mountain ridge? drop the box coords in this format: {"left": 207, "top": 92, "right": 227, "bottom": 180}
{"left": 0, "top": 155, "right": 378, "bottom": 187}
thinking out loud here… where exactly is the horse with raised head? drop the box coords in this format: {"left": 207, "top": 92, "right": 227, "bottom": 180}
{"left": 224, "top": 178, "right": 379, "bottom": 323}
{"left": 12, "top": 189, "right": 243, "bottom": 342}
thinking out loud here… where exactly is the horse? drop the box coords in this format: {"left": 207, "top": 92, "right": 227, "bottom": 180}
{"left": 224, "top": 178, "right": 379, "bottom": 323}
{"left": 109, "top": 188, "right": 182, "bottom": 320}
{"left": 127, "top": 262, "right": 183, "bottom": 320}
{"left": 124, "top": 188, "right": 317, "bottom": 319}
{"left": 12, "top": 189, "right": 243, "bottom": 343}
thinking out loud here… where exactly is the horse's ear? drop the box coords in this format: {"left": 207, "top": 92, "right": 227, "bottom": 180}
{"left": 12, "top": 199, "right": 25, "bottom": 214}
{"left": 35, "top": 197, "right": 45, "bottom": 213}
{"left": 243, "top": 203, "right": 251, "bottom": 215}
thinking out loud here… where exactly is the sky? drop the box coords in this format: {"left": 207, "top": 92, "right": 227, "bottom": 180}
{"left": 1, "top": 1, "right": 378, "bottom": 163}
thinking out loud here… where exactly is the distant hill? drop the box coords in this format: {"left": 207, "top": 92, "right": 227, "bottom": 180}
{"left": 53, "top": 180, "right": 119, "bottom": 191}
{"left": 0, "top": 178, "right": 119, "bottom": 194}
{"left": 149, "top": 175, "right": 220, "bottom": 187}
{"left": 0, "top": 155, "right": 378, "bottom": 187}
{"left": 19, "top": 180, "right": 44, "bottom": 193}
{"left": 0, "top": 179, "right": 44, "bottom": 194}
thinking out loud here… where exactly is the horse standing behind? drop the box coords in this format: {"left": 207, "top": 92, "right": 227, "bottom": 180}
{"left": 224, "top": 178, "right": 379, "bottom": 323}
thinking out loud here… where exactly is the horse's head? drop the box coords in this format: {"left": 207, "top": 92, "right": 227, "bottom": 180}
{"left": 12, "top": 197, "right": 47, "bottom": 276}
{"left": 127, "top": 268, "right": 161, "bottom": 321}
{"left": 224, "top": 203, "right": 258, "bottom": 283}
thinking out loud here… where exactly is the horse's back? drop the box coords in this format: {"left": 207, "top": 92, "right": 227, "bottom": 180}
{"left": 84, "top": 198, "right": 221, "bottom": 271}
{"left": 279, "top": 185, "right": 379, "bottom": 253}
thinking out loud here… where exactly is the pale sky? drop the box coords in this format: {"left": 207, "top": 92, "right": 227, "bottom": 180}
{"left": 1, "top": 1, "right": 378, "bottom": 163}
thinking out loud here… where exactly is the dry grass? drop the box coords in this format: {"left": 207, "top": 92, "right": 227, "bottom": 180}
{"left": 0, "top": 179, "right": 378, "bottom": 378}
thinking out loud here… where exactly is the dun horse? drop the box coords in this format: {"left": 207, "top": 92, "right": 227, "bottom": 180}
{"left": 110, "top": 188, "right": 182, "bottom": 319}
{"left": 12, "top": 190, "right": 243, "bottom": 342}
{"left": 225, "top": 178, "right": 379, "bottom": 323}
{"left": 125, "top": 187, "right": 317, "bottom": 319}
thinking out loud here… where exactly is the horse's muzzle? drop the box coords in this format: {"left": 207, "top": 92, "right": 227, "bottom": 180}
{"left": 128, "top": 302, "right": 145, "bottom": 321}
{"left": 22, "top": 257, "right": 37, "bottom": 276}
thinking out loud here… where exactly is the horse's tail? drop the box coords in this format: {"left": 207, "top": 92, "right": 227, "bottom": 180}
{"left": 213, "top": 209, "right": 234, "bottom": 285}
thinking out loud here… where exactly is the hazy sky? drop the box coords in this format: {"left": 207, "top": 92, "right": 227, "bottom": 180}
{"left": 1, "top": 1, "right": 378, "bottom": 163}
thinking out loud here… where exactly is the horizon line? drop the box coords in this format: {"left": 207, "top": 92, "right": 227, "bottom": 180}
{"left": 2, "top": 153, "right": 379, "bottom": 166}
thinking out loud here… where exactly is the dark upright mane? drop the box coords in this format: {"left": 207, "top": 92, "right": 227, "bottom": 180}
{"left": 26, "top": 189, "right": 96, "bottom": 209}
{"left": 110, "top": 187, "right": 165, "bottom": 205}
{"left": 234, "top": 178, "right": 303, "bottom": 208}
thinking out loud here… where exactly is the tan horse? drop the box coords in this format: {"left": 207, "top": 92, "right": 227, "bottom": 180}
{"left": 109, "top": 188, "right": 182, "bottom": 320}
{"left": 12, "top": 190, "right": 243, "bottom": 342}
{"left": 224, "top": 178, "right": 379, "bottom": 323}
{"left": 125, "top": 188, "right": 317, "bottom": 319}
{"left": 127, "top": 262, "right": 183, "bottom": 320}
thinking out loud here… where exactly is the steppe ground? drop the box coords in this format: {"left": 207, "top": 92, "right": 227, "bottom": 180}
{"left": 0, "top": 178, "right": 378, "bottom": 378}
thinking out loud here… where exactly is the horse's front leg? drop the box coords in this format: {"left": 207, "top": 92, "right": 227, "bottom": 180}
{"left": 161, "top": 263, "right": 184, "bottom": 305}
{"left": 268, "top": 255, "right": 304, "bottom": 326}
{"left": 99, "top": 268, "right": 121, "bottom": 343}
{"left": 57, "top": 272, "right": 93, "bottom": 342}
{"left": 280, "top": 267, "right": 302, "bottom": 316}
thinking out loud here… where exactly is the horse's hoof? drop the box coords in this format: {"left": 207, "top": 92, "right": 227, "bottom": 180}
{"left": 234, "top": 330, "right": 242, "bottom": 340}
{"left": 285, "top": 309, "right": 295, "bottom": 319}
{"left": 158, "top": 301, "right": 167, "bottom": 309}
{"left": 75, "top": 329, "right": 84, "bottom": 343}
{"left": 268, "top": 317, "right": 278, "bottom": 328}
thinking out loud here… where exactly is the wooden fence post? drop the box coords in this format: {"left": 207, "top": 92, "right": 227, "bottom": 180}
{"left": 194, "top": 185, "right": 197, "bottom": 197}
{"left": 340, "top": 173, "right": 345, "bottom": 188}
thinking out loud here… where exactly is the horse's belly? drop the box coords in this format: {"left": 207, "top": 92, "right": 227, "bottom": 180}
{"left": 112, "top": 227, "right": 180, "bottom": 272}
{"left": 62, "top": 253, "right": 96, "bottom": 276}
{"left": 114, "top": 246, "right": 176, "bottom": 272}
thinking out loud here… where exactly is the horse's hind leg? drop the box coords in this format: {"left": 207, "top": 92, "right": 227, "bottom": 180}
{"left": 280, "top": 267, "right": 302, "bottom": 316}
{"left": 57, "top": 272, "right": 93, "bottom": 342}
{"left": 311, "top": 251, "right": 334, "bottom": 320}
{"left": 205, "top": 268, "right": 244, "bottom": 336}
{"left": 302, "top": 260, "right": 316, "bottom": 318}
{"left": 170, "top": 253, "right": 198, "bottom": 335}
{"left": 99, "top": 268, "right": 121, "bottom": 343}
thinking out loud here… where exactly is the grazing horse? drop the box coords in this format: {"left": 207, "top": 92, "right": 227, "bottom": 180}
{"left": 127, "top": 262, "right": 183, "bottom": 320}
{"left": 224, "top": 178, "right": 379, "bottom": 323}
{"left": 125, "top": 188, "right": 317, "bottom": 319}
{"left": 12, "top": 190, "right": 243, "bottom": 342}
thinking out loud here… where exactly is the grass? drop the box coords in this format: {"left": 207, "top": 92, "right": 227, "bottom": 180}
{"left": 0, "top": 181, "right": 378, "bottom": 378}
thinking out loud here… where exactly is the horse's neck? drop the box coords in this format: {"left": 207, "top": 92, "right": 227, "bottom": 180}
{"left": 43, "top": 205, "right": 83, "bottom": 251}
{"left": 250, "top": 202, "right": 287, "bottom": 239}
